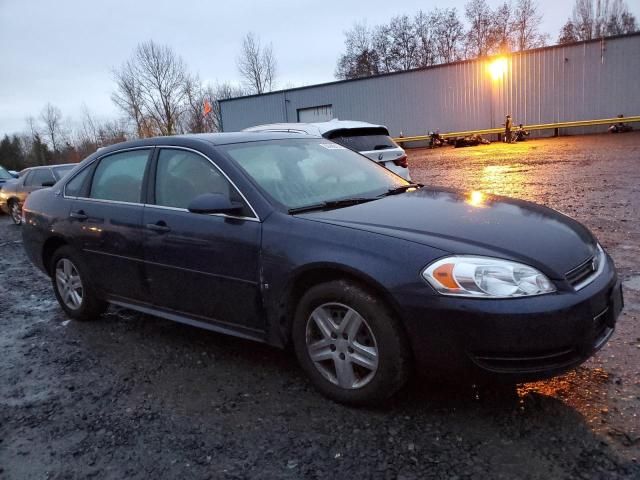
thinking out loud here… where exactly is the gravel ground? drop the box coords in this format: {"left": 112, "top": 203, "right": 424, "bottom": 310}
{"left": 1, "top": 132, "right": 639, "bottom": 479}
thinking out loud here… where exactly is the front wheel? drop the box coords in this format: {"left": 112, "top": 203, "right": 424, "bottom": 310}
{"left": 292, "top": 280, "right": 411, "bottom": 406}
{"left": 9, "top": 200, "right": 21, "bottom": 225}
{"left": 50, "top": 246, "right": 107, "bottom": 321}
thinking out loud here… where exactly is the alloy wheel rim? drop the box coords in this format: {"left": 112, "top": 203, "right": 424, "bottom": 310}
{"left": 305, "top": 302, "right": 379, "bottom": 389}
{"left": 10, "top": 202, "right": 21, "bottom": 223}
{"left": 55, "top": 258, "right": 84, "bottom": 310}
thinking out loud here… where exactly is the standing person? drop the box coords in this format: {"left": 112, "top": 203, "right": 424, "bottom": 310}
{"left": 504, "top": 114, "right": 513, "bottom": 143}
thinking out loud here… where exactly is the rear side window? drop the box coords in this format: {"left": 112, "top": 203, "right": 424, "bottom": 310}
{"left": 25, "top": 168, "right": 55, "bottom": 187}
{"left": 90, "top": 150, "right": 150, "bottom": 203}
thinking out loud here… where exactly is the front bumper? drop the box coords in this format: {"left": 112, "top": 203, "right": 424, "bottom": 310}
{"left": 395, "top": 255, "right": 623, "bottom": 382}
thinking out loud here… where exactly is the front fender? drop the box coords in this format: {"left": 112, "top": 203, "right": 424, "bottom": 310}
{"left": 260, "top": 213, "right": 447, "bottom": 347}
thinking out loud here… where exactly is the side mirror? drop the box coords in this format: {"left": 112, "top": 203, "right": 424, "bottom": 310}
{"left": 187, "top": 193, "right": 243, "bottom": 215}
{"left": 41, "top": 181, "right": 56, "bottom": 187}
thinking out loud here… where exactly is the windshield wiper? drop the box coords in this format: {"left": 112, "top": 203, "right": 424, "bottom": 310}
{"left": 382, "top": 183, "right": 423, "bottom": 196}
{"left": 288, "top": 197, "right": 377, "bottom": 214}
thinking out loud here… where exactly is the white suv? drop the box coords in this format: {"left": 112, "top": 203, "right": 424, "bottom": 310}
{"left": 244, "top": 120, "right": 410, "bottom": 180}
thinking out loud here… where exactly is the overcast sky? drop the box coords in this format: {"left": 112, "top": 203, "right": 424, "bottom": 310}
{"left": 0, "top": 0, "right": 636, "bottom": 137}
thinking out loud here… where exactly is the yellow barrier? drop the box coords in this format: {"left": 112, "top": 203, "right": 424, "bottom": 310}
{"left": 393, "top": 115, "right": 640, "bottom": 144}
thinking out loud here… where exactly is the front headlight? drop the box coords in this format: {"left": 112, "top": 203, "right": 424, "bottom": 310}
{"left": 422, "top": 256, "right": 556, "bottom": 298}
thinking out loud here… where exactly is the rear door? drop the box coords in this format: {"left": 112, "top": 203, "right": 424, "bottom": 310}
{"left": 67, "top": 148, "right": 152, "bottom": 302}
{"left": 20, "top": 168, "right": 55, "bottom": 204}
{"left": 142, "top": 147, "right": 263, "bottom": 334}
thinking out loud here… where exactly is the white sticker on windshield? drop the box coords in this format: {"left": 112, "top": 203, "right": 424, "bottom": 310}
{"left": 319, "top": 143, "right": 346, "bottom": 150}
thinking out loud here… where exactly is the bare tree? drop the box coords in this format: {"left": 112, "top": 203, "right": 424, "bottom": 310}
{"left": 135, "top": 41, "right": 188, "bottom": 135}
{"left": 387, "top": 15, "right": 420, "bottom": 71}
{"left": 366, "top": 15, "right": 421, "bottom": 72}
{"left": 76, "top": 106, "right": 129, "bottom": 155}
{"left": 79, "top": 104, "right": 100, "bottom": 146}
{"left": 335, "top": 8, "right": 467, "bottom": 78}
{"left": 432, "top": 8, "right": 465, "bottom": 63}
{"left": 465, "top": 0, "right": 495, "bottom": 57}
{"left": 512, "top": 0, "right": 548, "bottom": 50}
{"left": 237, "top": 33, "right": 277, "bottom": 94}
{"left": 605, "top": 0, "right": 638, "bottom": 35}
{"left": 206, "top": 82, "right": 247, "bottom": 132}
{"left": 373, "top": 25, "right": 395, "bottom": 73}
{"left": 182, "top": 75, "right": 208, "bottom": 134}
{"left": 112, "top": 64, "right": 149, "bottom": 138}
{"left": 113, "top": 40, "right": 189, "bottom": 137}
{"left": 40, "top": 103, "right": 64, "bottom": 153}
{"left": 561, "top": 0, "right": 637, "bottom": 42}
{"left": 414, "top": 11, "right": 437, "bottom": 67}
{"left": 262, "top": 44, "right": 277, "bottom": 93}
{"left": 558, "top": 20, "right": 580, "bottom": 43}
{"left": 571, "top": 0, "right": 596, "bottom": 40}
{"left": 335, "top": 23, "right": 380, "bottom": 79}
{"left": 490, "top": 1, "right": 514, "bottom": 53}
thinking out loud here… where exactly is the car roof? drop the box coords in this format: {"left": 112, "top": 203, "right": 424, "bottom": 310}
{"left": 190, "top": 131, "right": 321, "bottom": 144}
{"left": 244, "top": 119, "right": 390, "bottom": 136}
{"left": 90, "top": 131, "right": 326, "bottom": 157}
{"left": 23, "top": 164, "right": 76, "bottom": 171}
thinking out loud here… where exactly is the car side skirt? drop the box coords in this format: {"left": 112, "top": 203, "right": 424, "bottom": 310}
{"left": 107, "top": 296, "right": 267, "bottom": 344}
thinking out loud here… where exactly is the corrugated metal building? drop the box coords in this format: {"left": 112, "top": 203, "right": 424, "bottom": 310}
{"left": 220, "top": 33, "right": 640, "bottom": 137}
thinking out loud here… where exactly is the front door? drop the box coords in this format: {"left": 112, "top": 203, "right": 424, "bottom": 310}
{"left": 67, "top": 148, "right": 152, "bottom": 302}
{"left": 142, "top": 147, "right": 263, "bottom": 333}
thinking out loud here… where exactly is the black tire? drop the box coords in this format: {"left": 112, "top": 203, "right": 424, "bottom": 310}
{"left": 50, "top": 246, "right": 107, "bottom": 321}
{"left": 292, "top": 280, "right": 411, "bottom": 406}
{"left": 9, "top": 199, "right": 21, "bottom": 225}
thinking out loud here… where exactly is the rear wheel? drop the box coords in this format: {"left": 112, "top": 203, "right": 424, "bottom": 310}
{"left": 292, "top": 280, "right": 411, "bottom": 405}
{"left": 9, "top": 199, "right": 21, "bottom": 225}
{"left": 50, "top": 246, "right": 107, "bottom": 321}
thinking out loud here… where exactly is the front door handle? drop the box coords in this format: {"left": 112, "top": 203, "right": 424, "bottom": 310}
{"left": 146, "top": 222, "right": 171, "bottom": 233}
{"left": 70, "top": 210, "right": 88, "bottom": 221}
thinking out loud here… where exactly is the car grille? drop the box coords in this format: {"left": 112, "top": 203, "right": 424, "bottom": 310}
{"left": 470, "top": 348, "right": 579, "bottom": 374}
{"left": 566, "top": 256, "right": 597, "bottom": 286}
{"left": 566, "top": 246, "right": 604, "bottom": 289}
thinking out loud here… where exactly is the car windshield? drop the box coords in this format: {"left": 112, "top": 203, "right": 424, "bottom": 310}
{"left": 222, "top": 138, "right": 408, "bottom": 210}
{"left": 52, "top": 164, "right": 75, "bottom": 180}
{"left": 328, "top": 129, "right": 398, "bottom": 152}
{"left": 0, "top": 166, "right": 12, "bottom": 180}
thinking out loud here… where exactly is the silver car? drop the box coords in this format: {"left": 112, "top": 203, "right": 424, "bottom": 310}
{"left": 244, "top": 120, "right": 410, "bottom": 180}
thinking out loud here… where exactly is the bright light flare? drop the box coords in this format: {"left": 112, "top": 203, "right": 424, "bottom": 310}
{"left": 467, "top": 190, "right": 486, "bottom": 207}
{"left": 488, "top": 57, "right": 508, "bottom": 80}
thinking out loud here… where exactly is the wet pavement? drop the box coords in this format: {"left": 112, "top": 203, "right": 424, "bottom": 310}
{"left": 1, "top": 132, "right": 639, "bottom": 479}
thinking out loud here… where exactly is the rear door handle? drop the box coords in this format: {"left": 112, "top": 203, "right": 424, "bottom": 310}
{"left": 145, "top": 222, "right": 171, "bottom": 233}
{"left": 70, "top": 210, "right": 88, "bottom": 220}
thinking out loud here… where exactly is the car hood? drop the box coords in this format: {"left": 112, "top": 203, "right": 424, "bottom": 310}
{"left": 296, "top": 187, "right": 597, "bottom": 279}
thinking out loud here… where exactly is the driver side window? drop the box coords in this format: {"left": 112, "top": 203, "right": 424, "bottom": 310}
{"left": 154, "top": 149, "right": 247, "bottom": 213}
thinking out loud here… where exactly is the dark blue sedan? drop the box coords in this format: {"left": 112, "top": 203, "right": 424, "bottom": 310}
{"left": 21, "top": 133, "right": 623, "bottom": 405}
